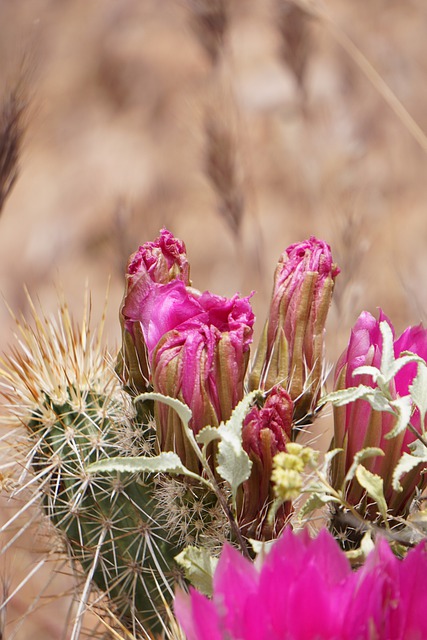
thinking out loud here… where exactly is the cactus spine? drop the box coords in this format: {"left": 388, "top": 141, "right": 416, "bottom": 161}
{"left": 0, "top": 296, "right": 225, "bottom": 637}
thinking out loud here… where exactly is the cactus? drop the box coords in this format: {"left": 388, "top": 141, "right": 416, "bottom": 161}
{"left": 0, "top": 295, "right": 225, "bottom": 638}
{"left": 27, "top": 392, "right": 182, "bottom": 637}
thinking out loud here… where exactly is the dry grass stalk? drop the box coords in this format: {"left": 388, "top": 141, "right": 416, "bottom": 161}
{"left": 331, "top": 206, "right": 368, "bottom": 322}
{"left": 204, "top": 111, "right": 244, "bottom": 239}
{"left": 276, "top": 0, "right": 311, "bottom": 94}
{"left": 0, "top": 81, "right": 26, "bottom": 214}
{"left": 187, "top": 0, "right": 229, "bottom": 65}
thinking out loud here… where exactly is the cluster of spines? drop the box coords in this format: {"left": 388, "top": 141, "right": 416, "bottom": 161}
{"left": 26, "top": 390, "right": 184, "bottom": 637}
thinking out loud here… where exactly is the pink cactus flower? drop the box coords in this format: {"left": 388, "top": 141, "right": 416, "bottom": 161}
{"left": 175, "top": 527, "right": 427, "bottom": 640}
{"left": 250, "top": 237, "right": 339, "bottom": 423}
{"left": 118, "top": 228, "right": 191, "bottom": 392}
{"left": 331, "top": 310, "right": 427, "bottom": 516}
{"left": 127, "top": 227, "right": 190, "bottom": 285}
{"left": 123, "top": 271, "right": 254, "bottom": 471}
{"left": 150, "top": 284, "right": 254, "bottom": 429}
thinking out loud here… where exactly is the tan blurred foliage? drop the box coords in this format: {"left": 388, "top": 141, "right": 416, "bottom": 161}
{"left": 1, "top": 0, "right": 427, "bottom": 637}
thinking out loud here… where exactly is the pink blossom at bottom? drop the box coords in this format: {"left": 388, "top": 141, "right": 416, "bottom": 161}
{"left": 174, "top": 528, "right": 427, "bottom": 640}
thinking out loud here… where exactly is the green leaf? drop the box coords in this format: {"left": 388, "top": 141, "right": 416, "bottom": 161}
{"left": 362, "top": 389, "right": 390, "bottom": 412}
{"left": 344, "top": 447, "right": 384, "bottom": 485}
{"left": 135, "top": 392, "right": 192, "bottom": 428}
{"left": 298, "top": 492, "right": 336, "bottom": 521}
{"left": 385, "top": 395, "right": 413, "bottom": 439}
{"left": 323, "top": 386, "right": 392, "bottom": 414}
{"left": 221, "top": 390, "right": 262, "bottom": 435}
{"left": 409, "top": 362, "right": 427, "bottom": 426}
{"left": 248, "top": 538, "right": 276, "bottom": 559}
{"left": 392, "top": 448, "right": 427, "bottom": 492}
{"left": 322, "top": 386, "right": 376, "bottom": 407}
{"left": 355, "top": 464, "right": 388, "bottom": 522}
{"left": 384, "top": 355, "right": 425, "bottom": 387}
{"left": 379, "top": 320, "right": 395, "bottom": 382}
{"left": 409, "top": 439, "right": 427, "bottom": 457}
{"left": 345, "top": 530, "right": 374, "bottom": 563}
{"left": 352, "top": 365, "right": 381, "bottom": 384}
{"left": 196, "top": 425, "right": 221, "bottom": 447}
{"left": 216, "top": 434, "right": 252, "bottom": 500}
{"left": 136, "top": 391, "right": 204, "bottom": 465}
{"left": 214, "top": 391, "right": 261, "bottom": 501}
{"left": 87, "top": 451, "right": 202, "bottom": 483}
{"left": 174, "top": 546, "right": 218, "bottom": 597}
{"left": 324, "top": 448, "right": 344, "bottom": 469}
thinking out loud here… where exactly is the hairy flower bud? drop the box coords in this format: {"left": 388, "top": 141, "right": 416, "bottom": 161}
{"left": 250, "top": 237, "right": 339, "bottom": 423}
{"left": 238, "top": 386, "right": 293, "bottom": 539}
{"left": 118, "top": 228, "right": 190, "bottom": 393}
{"left": 331, "top": 310, "right": 427, "bottom": 518}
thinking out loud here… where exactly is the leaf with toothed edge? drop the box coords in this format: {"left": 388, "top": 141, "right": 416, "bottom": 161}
{"left": 87, "top": 451, "right": 203, "bottom": 483}
{"left": 355, "top": 464, "right": 388, "bottom": 522}
{"left": 393, "top": 441, "right": 427, "bottom": 492}
{"left": 215, "top": 392, "right": 261, "bottom": 501}
{"left": 344, "top": 447, "right": 385, "bottom": 485}
{"left": 409, "top": 361, "right": 427, "bottom": 427}
{"left": 175, "top": 546, "right": 218, "bottom": 597}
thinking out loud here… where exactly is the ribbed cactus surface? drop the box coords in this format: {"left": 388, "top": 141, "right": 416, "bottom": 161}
{"left": 0, "top": 298, "right": 192, "bottom": 637}
{"left": 27, "top": 389, "right": 183, "bottom": 635}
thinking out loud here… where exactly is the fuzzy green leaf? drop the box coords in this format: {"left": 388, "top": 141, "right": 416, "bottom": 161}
{"left": 216, "top": 429, "right": 252, "bottom": 503}
{"left": 135, "top": 392, "right": 192, "bottom": 428}
{"left": 409, "top": 439, "right": 427, "bottom": 457}
{"left": 220, "top": 390, "right": 262, "bottom": 435}
{"left": 249, "top": 538, "right": 276, "bottom": 558}
{"left": 409, "top": 362, "right": 427, "bottom": 427}
{"left": 196, "top": 425, "right": 221, "bottom": 446}
{"left": 392, "top": 446, "right": 427, "bottom": 492}
{"left": 355, "top": 464, "right": 388, "bottom": 522}
{"left": 215, "top": 392, "right": 261, "bottom": 501}
{"left": 379, "top": 320, "right": 395, "bottom": 382}
{"left": 174, "top": 546, "right": 218, "bottom": 597}
{"left": 324, "top": 448, "right": 344, "bottom": 468}
{"left": 87, "top": 451, "right": 201, "bottom": 482}
{"left": 385, "top": 395, "right": 413, "bottom": 439}
{"left": 345, "top": 531, "right": 374, "bottom": 563}
{"left": 136, "top": 391, "right": 205, "bottom": 465}
{"left": 298, "top": 492, "right": 337, "bottom": 521}
{"left": 352, "top": 366, "right": 381, "bottom": 383}
{"left": 363, "top": 390, "right": 391, "bottom": 412}
{"left": 352, "top": 322, "right": 423, "bottom": 390}
{"left": 324, "top": 386, "right": 391, "bottom": 414}
{"left": 344, "top": 447, "right": 385, "bottom": 485}
{"left": 322, "top": 386, "right": 376, "bottom": 407}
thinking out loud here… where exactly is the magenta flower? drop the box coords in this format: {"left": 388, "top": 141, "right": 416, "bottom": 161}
{"left": 238, "top": 385, "right": 293, "bottom": 538}
{"left": 174, "top": 527, "right": 427, "bottom": 640}
{"left": 345, "top": 538, "right": 427, "bottom": 639}
{"left": 127, "top": 227, "right": 190, "bottom": 285}
{"left": 119, "top": 228, "right": 191, "bottom": 392}
{"left": 122, "top": 265, "right": 254, "bottom": 469}
{"left": 331, "top": 310, "right": 427, "bottom": 516}
{"left": 250, "top": 237, "right": 339, "bottom": 422}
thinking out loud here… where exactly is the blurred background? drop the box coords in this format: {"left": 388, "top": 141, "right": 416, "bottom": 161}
{"left": 1, "top": 0, "right": 427, "bottom": 637}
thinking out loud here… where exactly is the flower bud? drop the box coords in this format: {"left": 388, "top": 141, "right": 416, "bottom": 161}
{"left": 250, "top": 237, "right": 339, "bottom": 423}
{"left": 125, "top": 275, "right": 254, "bottom": 471}
{"left": 330, "top": 310, "right": 427, "bottom": 518}
{"left": 238, "top": 385, "right": 293, "bottom": 539}
{"left": 118, "top": 229, "right": 190, "bottom": 393}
